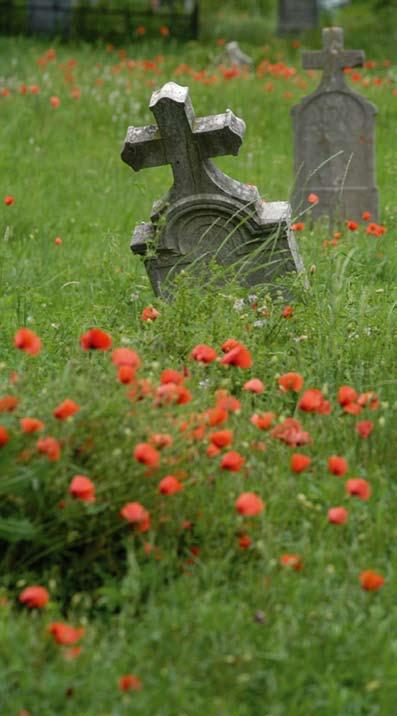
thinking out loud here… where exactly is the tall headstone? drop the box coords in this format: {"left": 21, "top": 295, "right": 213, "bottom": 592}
{"left": 278, "top": 0, "right": 318, "bottom": 34}
{"left": 291, "top": 27, "right": 379, "bottom": 223}
{"left": 121, "top": 82, "right": 303, "bottom": 297}
{"left": 28, "top": 0, "right": 71, "bottom": 35}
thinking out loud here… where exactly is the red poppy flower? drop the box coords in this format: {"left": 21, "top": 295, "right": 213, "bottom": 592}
{"left": 117, "top": 365, "right": 136, "bottom": 384}
{"left": 148, "top": 433, "right": 173, "bottom": 449}
{"left": 238, "top": 533, "right": 252, "bottom": 549}
{"left": 53, "top": 399, "right": 80, "bottom": 420}
{"left": 210, "top": 430, "right": 233, "bottom": 448}
{"left": 20, "top": 417, "right": 44, "bottom": 434}
{"left": 250, "top": 412, "right": 275, "bottom": 430}
{"left": 190, "top": 344, "right": 218, "bottom": 363}
{"left": 0, "top": 395, "right": 19, "bottom": 413}
{"left": 328, "top": 506, "right": 348, "bottom": 524}
{"left": 359, "top": 570, "right": 384, "bottom": 591}
{"left": 80, "top": 328, "right": 112, "bottom": 351}
{"left": 362, "top": 211, "right": 372, "bottom": 221}
{"left": 19, "top": 585, "right": 49, "bottom": 609}
{"left": 221, "top": 451, "right": 245, "bottom": 471}
{"left": 221, "top": 338, "right": 240, "bottom": 353}
{"left": 346, "top": 220, "right": 359, "bottom": 231}
{"left": 291, "top": 222, "right": 305, "bottom": 231}
{"left": 0, "top": 426, "right": 10, "bottom": 447}
{"left": 207, "top": 443, "right": 220, "bottom": 457}
{"left": 69, "top": 475, "right": 96, "bottom": 502}
{"left": 155, "top": 382, "right": 192, "bottom": 406}
{"left": 278, "top": 372, "right": 304, "bottom": 392}
{"left": 308, "top": 193, "right": 319, "bottom": 204}
{"left": 328, "top": 455, "right": 348, "bottom": 476}
{"left": 298, "top": 388, "right": 327, "bottom": 413}
{"left": 133, "top": 443, "right": 160, "bottom": 468}
{"left": 4, "top": 195, "right": 15, "bottom": 206}
{"left": 160, "top": 369, "right": 184, "bottom": 385}
{"left": 141, "top": 306, "right": 159, "bottom": 321}
{"left": 158, "top": 475, "right": 183, "bottom": 495}
{"left": 282, "top": 305, "right": 294, "bottom": 318}
{"left": 271, "top": 418, "right": 310, "bottom": 447}
{"left": 215, "top": 391, "right": 241, "bottom": 412}
{"left": 50, "top": 96, "right": 60, "bottom": 108}
{"left": 290, "top": 453, "right": 311, "bottom": 473}
{"left": 48, "top": 622, "right": 85, "bottom": 646}
{"left": 220, "top": 343, "right": 253, "bottom": 369}
{"left": 243, "top": 378, "right": 265, "bottom": 393}
{"left": 235, "top": 492, "right": 264, "bottom": 516}
{"left": 37, "top": 436, "right": 61, "bottom": 461}
{"left": 357, "top": 392, "right": 379, "bottom": 410}
{"left": 204, "top": 406, "right": 228, "bottom": 426}
{"left": 120, "top": 502, "right": 150, "bottom": 532}
{"left": 346, "top": 478, "right": 371, "bottom": 500}
{"left": 338, "top": 385, "right": 358, "bottom": 406}
{"left": 112, "top": 348, "right": 141, "bottom": 369}
{"left": 118, "top": 674, "right": 142, "bottom": 691}
{"left": 280, "top": 554, "right": 303, "bottom": 571}
{"left": 356, "top": 420, "right": 373, "bottom": 438}
{"left": 14, "top": 328, "right": 42, "bottom": 355}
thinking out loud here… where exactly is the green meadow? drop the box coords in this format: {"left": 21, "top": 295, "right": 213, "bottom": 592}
{"left": 1, "top": 2, "right": 397, "bottom": 713}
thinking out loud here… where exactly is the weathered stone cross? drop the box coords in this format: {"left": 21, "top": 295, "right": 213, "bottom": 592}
{"left": 302, "top": 27, "right": 364, "bottom": 88}
{"left": 121, "top": 81, "right": 303, "bottom": 296}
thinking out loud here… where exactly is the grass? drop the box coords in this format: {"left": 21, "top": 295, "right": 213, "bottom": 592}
{"left": 1, "top": 4, "right": 397, "bottom": 713}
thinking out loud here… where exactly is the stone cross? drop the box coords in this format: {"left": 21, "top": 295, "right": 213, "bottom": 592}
{"left": 278, "top": 0, "right": 318, "bottom": 34}
{"left": 291, "top": 27, "right": 379, "bottom": 223}
{"left": 121, "top": 82, "right": 303, "bottom": 297}
{"left": 217, "top": 42, "right": 253, "bottom": 70}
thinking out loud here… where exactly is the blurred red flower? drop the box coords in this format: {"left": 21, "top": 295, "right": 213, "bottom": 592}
{"left": 112, "top": 347, "right": 141, "bottom": 369}
{"left": 328, "top": 455, "right": 348, "bottom": 476}
{"left": 158, "top": 475, "right": 183, "bottom": 495}
{"left": 221, "top": 451, "right": 245, "bottom": 471}
{"left": 120, "top": 502, "right": 150, "bottom": 532}
{"left": 37, "top": 436, "right": 61, "bottom": 461}
{"left": 243, "top": 378, "right": 265, "bottom": 393}
{"left": 210, "top": 430, "right": 233, "bottom": 448}
{"left": 14, "top": 328, "right": 42, "bottom": 355}
{"left": 48, "top": 622, "right": 85, "bottom": 645}
{"left": 80, "top": 328, "right": 112, "bottom": 351}
{"left": 20, "top": 417, "right": 45, "bottom": 433}
{"left": 346, "top": 478, "right": 371, "bottom": 500}
{"left": 278, "top": 372, "right": 304, "bottom": 392}
{"left": 235, "top": 492, "right": 264, "bottom": 516}
{"left": 220, "top": 343, "right": 252, "bottom": 368}
{"left": 359, "top": 570, "right": 384, "bottom": 591}
{"left": 69, "top": 475, "right": 96, "bottom": 502}
{"left": 250, "top": 412, "right": 275, "bottom": 430}
{"left": 190, "top": 344, "right": 217, "bottom": 363}
{"left": 328, "top": 507, "right": 348, "bottom": 524}
{"left": 280, "top": 554, "right": 303, "bottom": 571}
{"left": 356, "top": 420, "right": 374, "bottom": 438}
{"left": 4, "top": 195, "right": 15, "bottom": 206}
{"left": 53, "top": 399, "right": 80, "bottom": 420}
{"left": 290, "top": 453, "right": 311, "bottom": 473}
{"left": 0, "top": 395, "right": 19, "bottom": 412}
{"left": 19, "top": 585, "right": 49, "bottom": 608}
{"left": 133, "top": 442, "right": 160, "bottom": 468}
{"left": 141, "top": 306, "right": 159, "bottom": 321}
{"left": 118, "top": 674, "right": 142, "bottom": 691}
{"left": 0, "top": 426, "right": 10, "bottom": 447}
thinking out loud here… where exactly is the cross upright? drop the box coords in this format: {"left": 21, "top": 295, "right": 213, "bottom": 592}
{"left": 121, "top": 82, "right": 247, "bottom": 203}
{"left": 302, "top": 27, "right": 365, "bottom": 88}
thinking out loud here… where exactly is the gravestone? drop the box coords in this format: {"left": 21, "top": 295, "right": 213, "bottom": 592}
{"left": 217, "top": 42, "right": 253, "bottom": 70}
{"left": 291, "top": 27, "right": 379, "bottom": 223}
{"left": 278, "top": 0, "right": 318, "bottom": 33}
{"left": 121, "top": 82, "right": 303, "bottom": 297}
{"left": 28, "top": 0, "right": 71, "bottom": 35}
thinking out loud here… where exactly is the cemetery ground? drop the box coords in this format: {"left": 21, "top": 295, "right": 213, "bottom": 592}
{"left": 1, "top": 17, "right": 397, "bottom": 716}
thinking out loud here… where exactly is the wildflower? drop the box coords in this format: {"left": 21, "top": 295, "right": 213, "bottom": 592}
{"left": 210, "top": 430, "right": 233, "bottom": 448}
{"left": 80, "top": 328, "right": 112, "bottom": 351}
{"left": 148, "top": 433, "right": 173, "bottom": 449}
{"left": 160, "top": 368, "right": 184, "bottom": 384}
{"left": 221, "top": 451, "right": 245, "bottom": 471}
{"left": 20, "top": 417, "right": 44, "bottom": 433}
{"left": 278, "top": 372, "right": 304, "bottom": 392}
{"left": 0, "top": 395, "right": 19, "bottom": 412}
{"left": 290, "top": 453, "right": 311, "bottom": 473}
{"left": 220, "top": 343, "right": 253, "bottom": 368}
{"left": 243, "top": 378, "right": 265, "bottom": 394}
{"left": 346, "top": 220, "right": 359, "bottom": 231}
{"left": 328, "top": 455, "right": 348, "bottom": 476}
{"left": 14, "top": 328, "right": 42, "bottom": 355}
{"left": 282, "top": 305, "right": 294, "bottom": 318}
{"left": 69, "top": 475, "right": 95, "bottom": 502}
{"left": 291, "top": 222, "right": 305, "bottom": 231}
{"left": 53, "top": 399, "right": 80, "bottom": 420}
{"left": 0, "top": 426, "right": 10, "bottom": 447}
{"left": 338, "top": 385, "right": 358, "bottom": 406}
{"left": 160, "top": 25, "right": 170, "bottom": 37}
{"left": 4, "top": 195, "right": 15, "bottom": 206}
{"left": 48, "top": 622, "right": 85, "bottom": 646}
{"left": 54, "top": 236, "right": 62, "bottom": 245}
{"left": 235, "top": 492, "right": 264, "bottom": 516}
{"left": 250, "top": 412, "right": 275, "bottom": 430}
{"left": 50, "top": 96, "right": 60, "bottom": 108}
{"left": 359, "top": 571, "right": 384, "bottom": 591}
{"left": 298, "top": 388, "right": 327, "bottom": 413}
{"left": 155, "top": 382, "right": 192, "bottom": 406}
{"left": 133, "top": 443, "right": 160, "bottom": 468}
{"left": 215, "top": 390, "right": 241, "bottom": 412}
{"left": 238, "top": 534, "right": 252, "bottom": 549}
{"left": 120, "top": 502, "right": 150, "bottom": 532}
{"left": 37, "top": 436, "right": 61, "bottom": 461}
{"left": 158, "top": 476, "right": 183, "bottom": 495}
{"left": 308, "top": 193, "right": 319, "bottom": 204}
{"left": 362, "top": 211, "right": 372, "bottom": 221}
{"left": 204, "top": 406, "right": 228, "bottom": 427}
{"left": 221, "top": 338, "right": 240, "bottom": 353}
{"left": 271, "top": 418, "right": 310, "bottom": 447}
{"left": 136, "top": 25, "right": 146, "bottom": 36}
{"left": 118, "top": 674, "right": 142, "bottom": 691}
{"left": 118, "top": 365, "right": 135, "bottom": 384}
{"left": 357, "top": 391, "right": 379, "bottom": 410}
{"left": 141, "top": 306, "right": 159, "bottom": 321}
{"left": 346, "top": 478, "right": 371, "bottom": 500}
{"left": 19, "top": 585, "right": 49, "bottom": 609}
{"left": 190, "top": 344, "right": 217, "bottom": 363}
{"left": 356, "top": 420, "right": 374, "bottom": 438}
{"left": 112, "top": 348, "right": 141, "bottom": 369}
{"left": 328, "top": 507, "right": 348, "bottom": 524}
{"left": 280, "top": 554, "right": 303, "bottom": 571}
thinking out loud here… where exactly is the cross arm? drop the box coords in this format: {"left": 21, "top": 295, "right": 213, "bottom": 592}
{"left": 194, "top": 110, "right": 245, "bottom": 159}
{"left": 121, "top": 125, "right": 167, "bottom": 171}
